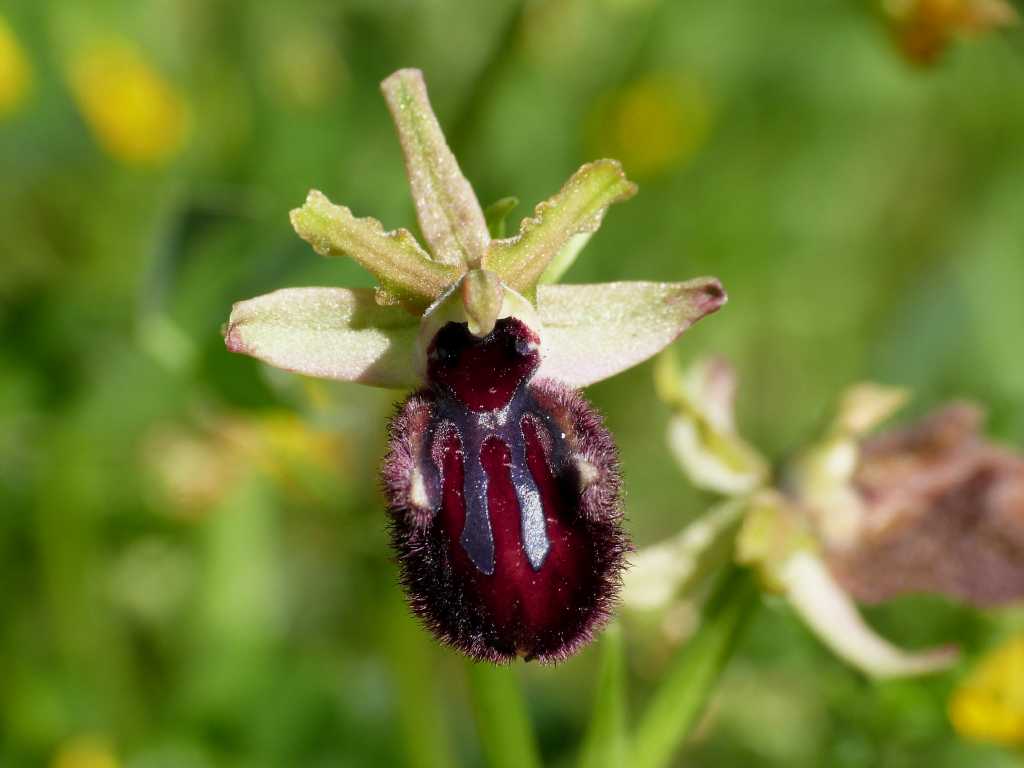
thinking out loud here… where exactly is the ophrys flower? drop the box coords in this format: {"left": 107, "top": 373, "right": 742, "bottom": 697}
{"left": 225, "top": 69, "right": 725, "bottom": 662}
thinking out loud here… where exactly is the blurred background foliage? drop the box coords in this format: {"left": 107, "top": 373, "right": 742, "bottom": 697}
{"left": 2, "top": 0, "right": 1024, "bottom": 766}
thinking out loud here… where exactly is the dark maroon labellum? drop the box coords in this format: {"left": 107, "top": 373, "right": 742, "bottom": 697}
{"left": 384, "top": 317, "right": 627, "bottom": 663}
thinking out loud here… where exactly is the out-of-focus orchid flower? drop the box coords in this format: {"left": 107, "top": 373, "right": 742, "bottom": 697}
{"left": 882, "top": 0, "right": 1018, "bottom": 66}
{"left": 226, "top": 69, "right": 726, "bottom": 663}
{"left": 625, "top": 357, "right": 964, "bottom": 678}
{"left": 654, "top": 353, "right": 769, "bottom": 496}
{"left": 823, "top": 402, "right": 1024, "bottom": 607}
{"left": 622, "top": 498, "right": 746, "bottom": 612}
{"left": 789, "top": 383, "right": 911, "bottom": 552}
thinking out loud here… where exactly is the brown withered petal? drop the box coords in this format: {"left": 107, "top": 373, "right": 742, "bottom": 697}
{"left": 827, "top": 402, "right": 1024, "bottom": 607}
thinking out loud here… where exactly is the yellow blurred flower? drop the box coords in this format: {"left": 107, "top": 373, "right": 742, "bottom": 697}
{"left": 884, "top": 0, "right": 1018, "bottom": 65}
{"left": 223, "top": 411, "right": 343, "bottom": 483}
{"left": 588, "top": 74, "right": 711, "bottom": 178}
{"left": 950, "top": 633, "right": 1024, "bottom": 745}
{"left": 66, "top": 38, "right": 189, "bottom": 166}
{"left": 0, "top": 15, "right": 32, "bottom": 117}
{"left": 51, "top": 736, "right": 119, "bottom": 768}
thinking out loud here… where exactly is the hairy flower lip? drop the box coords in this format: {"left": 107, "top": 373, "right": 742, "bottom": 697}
{"left": 384, "top": 376, "right": 627, "bottom": 664}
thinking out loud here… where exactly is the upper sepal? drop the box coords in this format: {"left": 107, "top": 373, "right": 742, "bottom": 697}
{"left": 381, "top": 68, "right": 489, "bottom": 267}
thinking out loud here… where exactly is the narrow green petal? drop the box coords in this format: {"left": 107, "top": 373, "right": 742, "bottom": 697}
{"left": 381, "top": 68, "right": 489, "bottom": 267}
{"left": 290, "top": 190, "right": 461, "bottom": 312}
{"left": 484, "top": 160, "right": 637, "bottom": 296}
{"left": 535, "top": 279, "right": 726, "bottom": 388}
{"left": 224, "top": 287, "right": 420, "bottom": 388}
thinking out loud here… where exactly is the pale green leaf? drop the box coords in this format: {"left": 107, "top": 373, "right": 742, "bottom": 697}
{"left": 224, "top": 287, "right": 420, "bottom": 388}
{"left": 381, "top": 68, "right": 489, "bottom": 267}
{"left": 484, "top": 160, "right": 637, "bottom": 296}
{"left": 290, "top": 190, "right": 461, "bottom": 312}
{"left": 535, "top": 279, "right": 726, "bottom": 388}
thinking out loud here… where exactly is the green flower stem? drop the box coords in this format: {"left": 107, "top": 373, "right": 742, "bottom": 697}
{"left": 579, "top": 622, "right": 627, "bottom": 768}
{"left": 386, "top": 595, "right": 455, "bottom": 768}
{"left": 629, "top": 566, "right": 759, "bottom": 768}
{"left": 466, "top": 662, "right": 542, "bottom": 768}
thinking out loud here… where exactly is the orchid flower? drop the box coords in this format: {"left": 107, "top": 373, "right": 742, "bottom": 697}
{"left": 625, "top": 356, "right": 959, "bottom": 678}
{"left": 225, "top": 69, "right": 726, "bottom": 663}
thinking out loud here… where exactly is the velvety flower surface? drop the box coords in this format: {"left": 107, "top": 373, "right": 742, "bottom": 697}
{"left": 225, "top": 69, "right": 725, "bottom": 662}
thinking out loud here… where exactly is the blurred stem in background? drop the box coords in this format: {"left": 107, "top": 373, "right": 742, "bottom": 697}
{"left": 448, "top": 0, "right": 526, "bottom": 154}
{"left": 467, "top": 662, "right": 542, "bottom": 768}
{"left": 462, "top": 567, "right": 759, "bottom": 768}
{"left": 629, "top": 567, "right": 759, "bottom": 768}
{"left": 579, "top": 622, "right": 628, "bottom": 768}
{"left": 386, "top": 594, "right": 456, "bottom": 768}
